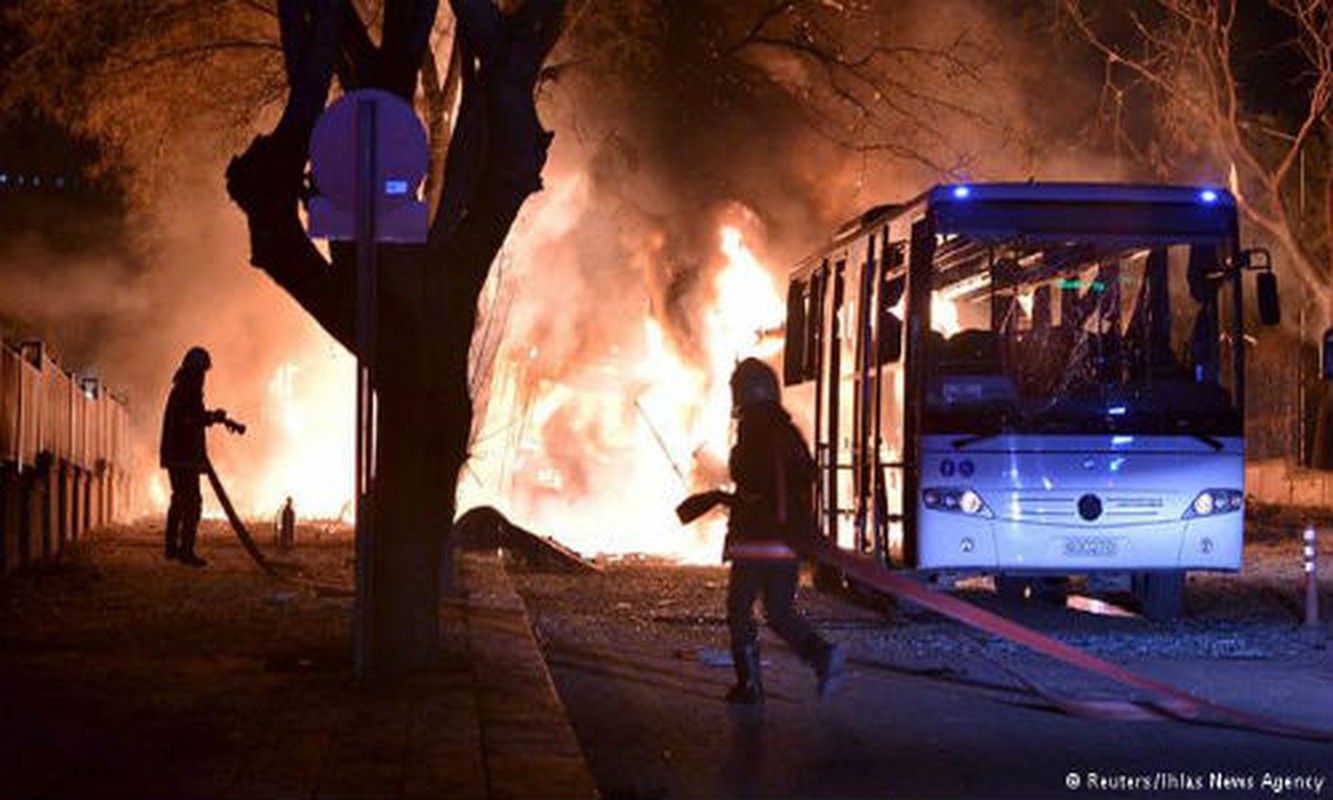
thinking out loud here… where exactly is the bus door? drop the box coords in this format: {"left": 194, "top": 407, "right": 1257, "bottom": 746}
{"left": 871, "top": 236, "right": 907, "bottom": 565}
{"left": 795, "top": 259, "right": 834, "bottom": 549}
{"left": 848, "top": 228, "right": 909, "bottom": 564}
{"left": 852, "top": 236, "right": 876, "bottom": 557}
{"left": 900, "top": 214, "right": 937, "bottom": 568}
{"left": 796, "top": 253, "right": 861, "bottom": 555}
{"left": 823, "top": 257, "right": 853, "bottom": 550}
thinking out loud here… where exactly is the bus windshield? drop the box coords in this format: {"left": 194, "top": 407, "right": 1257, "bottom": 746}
{"left": 923, "top": 238, "right": 1241, "bottom": 439}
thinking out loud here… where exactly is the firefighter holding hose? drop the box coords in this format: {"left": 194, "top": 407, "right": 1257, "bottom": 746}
{"left": 683, "top": 358, "right": 845, "bottom": 704}
{"left": 160, "top": 346, "right": 244, "bottom": 567}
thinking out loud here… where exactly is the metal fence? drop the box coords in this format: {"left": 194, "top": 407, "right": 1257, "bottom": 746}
{"left": 0, "top": 338, "right": 132, "bottom": 573}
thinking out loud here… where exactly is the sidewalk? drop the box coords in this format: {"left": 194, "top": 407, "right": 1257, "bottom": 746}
{"left": 0, "top": 522, "right": 598, "bottom": 799}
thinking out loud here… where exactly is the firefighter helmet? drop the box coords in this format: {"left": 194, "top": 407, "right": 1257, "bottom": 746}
{"left": 181, "top": 346, "right": 212, "bottom": 374}
{"left": 729, "top": 358, "right": 780, "bottom": 413}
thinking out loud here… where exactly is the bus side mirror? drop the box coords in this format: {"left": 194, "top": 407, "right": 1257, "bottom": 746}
{"left": 1256, "top": 271, "right": 1280, "bottom": 326}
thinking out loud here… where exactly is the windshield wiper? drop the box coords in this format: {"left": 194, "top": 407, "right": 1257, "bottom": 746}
{"left": 1188, "top": 432, "right": 1224, "bottom": 452}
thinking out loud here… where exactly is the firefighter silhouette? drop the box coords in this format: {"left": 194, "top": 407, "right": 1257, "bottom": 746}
{"left": 722, "top": 358, "right": 844, "bottom": 704}
{"left": 159, "top": 347, "right": 233, "bottom": 567}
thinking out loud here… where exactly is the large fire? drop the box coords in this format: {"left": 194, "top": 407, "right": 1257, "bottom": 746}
{"left": 253, "top": 353, "right": 356, "bottom": 519}
{"left": 176, "top": 216, "right": 789, "bottom": 563}
{"left": 460, "top": 222, "right": 787, "bottom": 563}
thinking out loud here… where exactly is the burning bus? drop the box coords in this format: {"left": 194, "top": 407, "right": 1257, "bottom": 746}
{"left": 782, "top": 183, "right": 1281, "bottom": 618}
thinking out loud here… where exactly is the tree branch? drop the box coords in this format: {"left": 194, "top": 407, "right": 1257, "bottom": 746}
{"left": 227, "top": 0, "right": 356, "bottom": 350}
{"left": 382, "top": 0, "right": 441, "bottom": 100}
{"left": 335, "top": 0, "right": 379, "bottom": 89}
{"left": 273, "top": 0, "right": 344, "bottom": 142}
{"left": 430, "top": 0, "right": 565, "bottom": 282}
{"left": 108, "top": 40, "right": 282, "bottom": 74}
{"left": 278, "top": 0, "right": 313, "bottom": 88}
{"left": 423, "top": 34, "right": 463, "bottom": 220}
{"left": 1062, "top": 0, "right": 1332, "bottom": 298}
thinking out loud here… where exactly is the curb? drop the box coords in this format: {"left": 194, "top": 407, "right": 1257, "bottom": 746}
{"left": 461, "top": 552, "right": 600, "bottom": 799}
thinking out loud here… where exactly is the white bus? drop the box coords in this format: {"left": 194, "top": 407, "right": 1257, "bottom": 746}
{"left": 782, "top": 183, "right": 1280, "bottom": 618}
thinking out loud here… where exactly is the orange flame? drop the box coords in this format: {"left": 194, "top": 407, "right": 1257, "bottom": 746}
{"left": 460, "top": 221, "right": 787, "bottom": 563}
{"left": 252, "top": 354, "right": 355, "bottom": 520}
{"left": 221, "top": 210, "right": 788, "bottom": 562}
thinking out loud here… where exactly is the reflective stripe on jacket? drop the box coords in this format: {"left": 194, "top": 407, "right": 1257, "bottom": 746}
{"left": 723, "top": 538, "right": 798, "bottom": 562}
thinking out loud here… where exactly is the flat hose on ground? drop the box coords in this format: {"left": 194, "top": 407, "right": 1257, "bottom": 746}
{"left": 800, "top": 538, "right": 1333, "bottom": 743}
{"left": 680, "top": 491, "right": 1330, "bottom": 741}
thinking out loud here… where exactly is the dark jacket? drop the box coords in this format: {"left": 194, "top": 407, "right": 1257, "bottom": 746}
{"left": 725, "top": 402, "right": 817, "bottom": 553}
{"left": 159, "top": 371, "right": 217, "bottom": 470}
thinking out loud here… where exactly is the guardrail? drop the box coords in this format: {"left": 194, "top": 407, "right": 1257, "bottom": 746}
{"left": 0, "top": 337, "right": 132, "bottom": 574}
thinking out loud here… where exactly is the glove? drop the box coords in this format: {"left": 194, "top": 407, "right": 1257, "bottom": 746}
{"left": 676, "top": 490, "right": 735, "bottom": 524}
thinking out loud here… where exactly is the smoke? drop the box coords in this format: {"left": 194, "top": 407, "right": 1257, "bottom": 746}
{"left": 0, "top": 137, "right": 354, "bottom": 522}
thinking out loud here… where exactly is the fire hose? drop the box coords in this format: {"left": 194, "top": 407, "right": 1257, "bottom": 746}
{"left": 203, "top": 457, "right": 279, "bottom": 577}
{"left": 204, "top": 456, "right": 354, "bottom": 596}
{"left": 678, "top": 491, "right": 1332, "bottom": 743}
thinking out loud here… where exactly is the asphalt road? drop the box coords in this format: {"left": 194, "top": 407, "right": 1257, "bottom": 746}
{"left": 514, "top": 551, "right": 1333, "bottom": 800}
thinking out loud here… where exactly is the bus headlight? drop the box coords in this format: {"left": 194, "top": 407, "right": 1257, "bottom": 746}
{"left": 923, "top": 487, "right": 993, "bottom": 518}
{"left": 1182, "top": 489, "right": 1243, "bottom": 519}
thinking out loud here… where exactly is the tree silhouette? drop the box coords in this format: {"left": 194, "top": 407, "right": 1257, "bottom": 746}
{"left": 223, "top": 0, "right": 564, "bottom": 677}
{"left": 1063, "top": 0, "right": 1332, "bottom": 303}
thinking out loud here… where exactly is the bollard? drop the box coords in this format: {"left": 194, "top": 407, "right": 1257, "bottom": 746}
{"left": 1304, "top": 524, "right": 1320, "bottom": 628}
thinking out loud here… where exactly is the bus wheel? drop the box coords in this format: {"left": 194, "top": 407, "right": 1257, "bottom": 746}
{"left": 1133, "top": 571, "right": 1185, "bottom": 620}
{"left": 813, "top": 564, "right": 845, "bottom": 593}
{"left": 994, "top": 575, "right": 1030, "bottom": 602}
{"left": 1033, "top": 576, "right": 1070, "bottom": 606}
{"left": 995, "top": 576, "right": 1067, "bottom": 605}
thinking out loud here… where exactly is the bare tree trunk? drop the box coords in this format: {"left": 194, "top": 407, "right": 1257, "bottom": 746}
{"left": 227, "top": 0, "right": 564, "bottom": 678}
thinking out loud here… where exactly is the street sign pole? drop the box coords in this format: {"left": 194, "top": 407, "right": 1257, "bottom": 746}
{"left": 353, "top": 98, "right": 378, "bottom": 682}
{"left": 307, "top": 88, "right": 427, "bottom": 683}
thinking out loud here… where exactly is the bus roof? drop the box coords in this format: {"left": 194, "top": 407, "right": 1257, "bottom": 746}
{"left": 927, "top": 182, "right": 1233, "bottom": 207}
{"left": 833, "top": 182, "right": 1237, "bottom": 245}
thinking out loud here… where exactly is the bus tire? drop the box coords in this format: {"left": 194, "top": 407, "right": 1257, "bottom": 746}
{"left": 994, "top": 575, "right": 1029, "bottom": 602}
{"left": 813, "top": 564, "right": 844, "bottom": 593}
{"left": 1134, "top": 571, "right": 1185, "bottom": 620}
{"left": 1033, "top": 576, "right": 1070, "bottom": 606}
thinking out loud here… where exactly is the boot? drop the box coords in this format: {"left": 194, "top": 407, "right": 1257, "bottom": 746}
{"left": 164, "top": 505, "right": 181, "bottom": 561}
{"left": 812, "top": 639, "right": 845, "bottom": 699}
{"left": 725, "top": 642, "right": 763, "bottom": 704}
{"left": 178, "top": 519, "right": 207, "bottom": 568}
